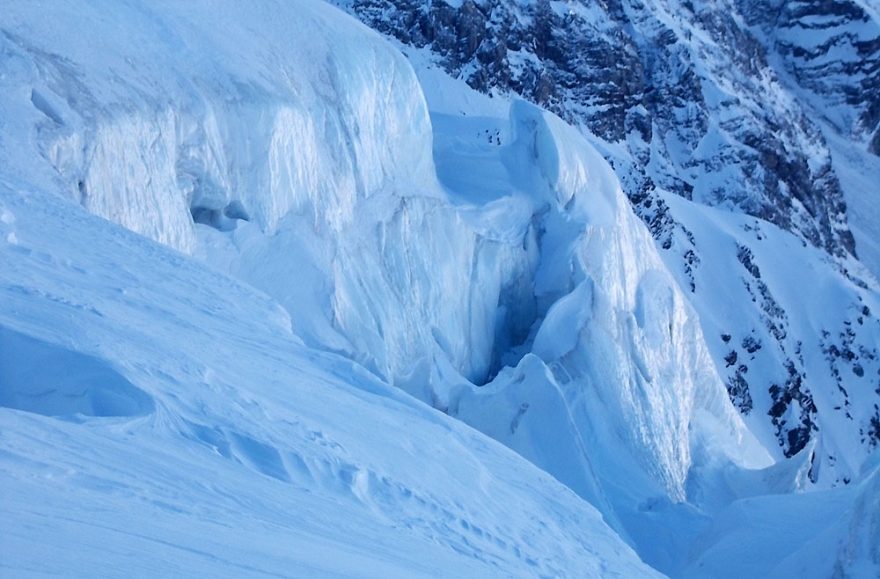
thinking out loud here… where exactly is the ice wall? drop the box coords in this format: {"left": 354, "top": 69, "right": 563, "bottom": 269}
{"left": 2, "top": 0, "right": 435, "bottom": 253}
{"left": 1, "top": 0, "right": 527, "bottom": 388}
{"left": 454, "top": 102, "right": 768, "bottom": 511}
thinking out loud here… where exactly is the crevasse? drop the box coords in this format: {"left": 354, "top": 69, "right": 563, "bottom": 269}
{"left": 3, "top": 0, "right": 768, "bottom": 546}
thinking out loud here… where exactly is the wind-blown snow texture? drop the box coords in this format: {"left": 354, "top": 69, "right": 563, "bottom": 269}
{"left": 1, "top": 0, "right": 879, "bottom": 577}
{"left": 0, "top": 178, "right": 662, "bottom": 578}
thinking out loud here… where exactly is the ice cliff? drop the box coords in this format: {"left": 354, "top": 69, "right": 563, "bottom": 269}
{"left": 333, "top": 0, "right": 880, "bottom": 489}
{"left": 2, "top": 0, "right": 767, "bottom": 509}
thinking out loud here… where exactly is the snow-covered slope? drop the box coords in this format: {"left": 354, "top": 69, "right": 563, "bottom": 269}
{"left": 659, "top": 192, "right": 880, "bottom": 486}
{"left": 0, "top": 178, "right": 661, "bottom": 577}
{"left": 681, "top": 450, "right": 880, "bottom": 578}
{"left": 2, "top": 0, "right": 879, "bottom": 577}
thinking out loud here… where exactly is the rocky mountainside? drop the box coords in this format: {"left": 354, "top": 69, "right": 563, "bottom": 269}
{"left": 738, "top": 0, "right": 880, "bottom": 152}
{"left": 336, "top": 0, "right": 873, "bottom": 256}
{"left": 333, "top": 0, "right": 880, "bottom": 485}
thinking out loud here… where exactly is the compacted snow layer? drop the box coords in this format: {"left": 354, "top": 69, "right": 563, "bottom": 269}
{"left": 0, "top": 326, "right": 154, "bottom": 418}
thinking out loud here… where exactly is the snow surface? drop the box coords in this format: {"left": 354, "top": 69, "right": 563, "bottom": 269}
{"left": 0, "top": 178, "right": 661, "bottom": 577}
{"left": 1, "top": 0, "right": 879, "bottom": 577}
{"left": 659, "top": 190, "right": 880, "bottom": 482}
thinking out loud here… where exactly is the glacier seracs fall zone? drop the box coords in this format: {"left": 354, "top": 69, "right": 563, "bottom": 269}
{"left": 0, "top": 0, "right": 878, "bottom": 577}
{"left": 333, "top": 0, "right": 880, "bottom": 491}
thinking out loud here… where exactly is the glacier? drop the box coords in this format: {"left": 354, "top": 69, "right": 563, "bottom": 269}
{"left": 334, "top": 0, "right": 880, "bottom": 492}
{"left": 1, "top": 0, "right": 879, "bottom": 577}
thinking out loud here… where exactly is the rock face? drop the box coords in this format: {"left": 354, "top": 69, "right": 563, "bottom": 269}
{"left": 335, "top": 0, "right": 880, "bottom": 485}
{"left": 737, "top": 0, "right": 880, "bottom": 150}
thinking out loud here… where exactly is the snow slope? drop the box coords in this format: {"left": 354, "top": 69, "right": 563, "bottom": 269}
{"left": 0, "top": 178, "right": 660, "bottom": 577}
{"left": 659, "top": 191, "right": 880, "bottom": 486}
{"left": 681, "top": 450, "right": 880, "bottom": 578}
